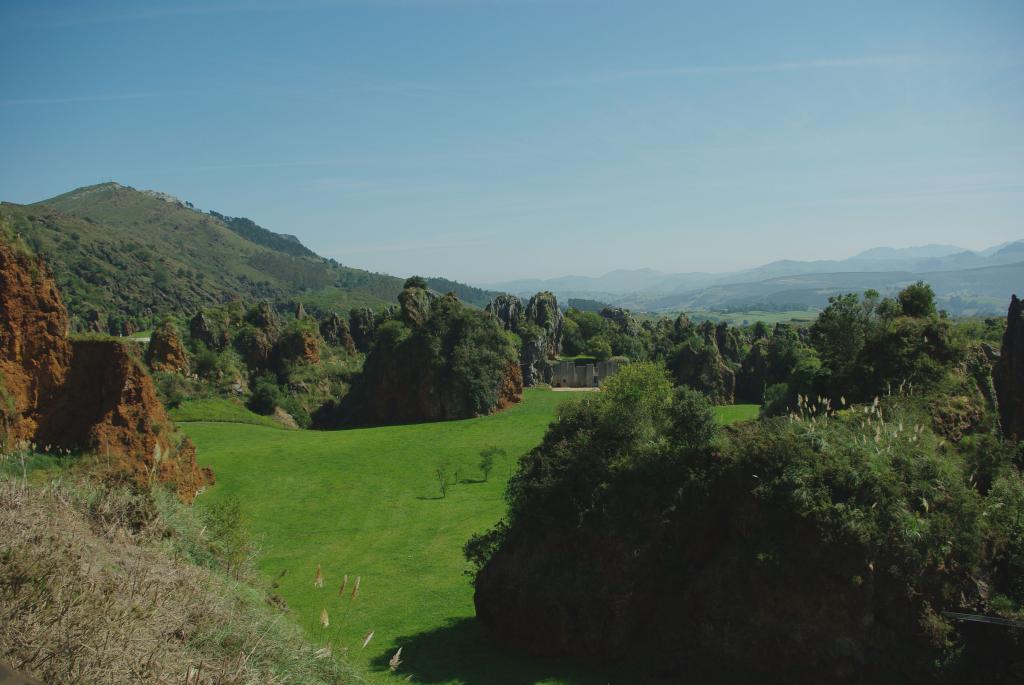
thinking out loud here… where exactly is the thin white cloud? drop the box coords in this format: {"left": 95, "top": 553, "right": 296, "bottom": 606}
{"left": 328, "top": 235, "right": 491, "bottom": 254}
{"left": 0, "top": 92, "right": 179, "bottom": 106}
{"left": 547, "top": 54, "right": 943, "bottom": 86}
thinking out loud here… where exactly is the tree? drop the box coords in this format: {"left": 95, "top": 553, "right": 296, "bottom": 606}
{"left": 435, "top": 462, "right": 453, "bottom": 498}
{"left": 404, "top": 275, "right": 428, "bottom": 290}
{"left": 478, "top": 446, "right": 505, "bottom": 482}
{"left": 810, "top": 293, "right": 868, "bottom": 396}
{"left": 584, "top": 336, "right": 613, "bottom": 361}
{"left": 898, "top": 281, "right": 937, "bottom": 318}
{"left": 248, "top": 372, "right": 282, "bottom": 415}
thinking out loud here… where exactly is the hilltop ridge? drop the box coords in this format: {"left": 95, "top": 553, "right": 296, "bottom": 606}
{"left": 0, "top": 182, "right": 497, "bottom": 333}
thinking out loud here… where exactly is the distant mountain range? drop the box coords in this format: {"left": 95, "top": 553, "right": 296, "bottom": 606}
{"left": 0, "top": 182, "right": 498, "bottom": 333}
{"left": 4, "top": 181, "right": 1018, "bottom": 325}
{"left": 483, "top": 241, "right": 1024, "bottom": 315}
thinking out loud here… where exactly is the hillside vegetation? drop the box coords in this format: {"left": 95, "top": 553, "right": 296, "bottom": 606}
{"left": 0, "top": 182, "right": 496, "bottom": 334}
{"left": 468, "top": 305, "right": 1024, "bottom": 681}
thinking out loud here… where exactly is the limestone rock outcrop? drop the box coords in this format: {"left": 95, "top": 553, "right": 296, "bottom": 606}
{"left": 486, "top": 294, "right": 524, "bottom": 331}
{"left": 995, "top": 294, "right": 1024, "bottom": 440}
{"left": 399, "top": 285, "right": 430, "bottom": 328}
{"left": 525, "top": 291, "right": 564, "bottom": 357}
{"left": 668, "top": 322, "right": 735, "bottom": 404}
{"left": 349, "top": 307, "right": 376, "bottom": 352}
{"left": 319, "top": 311, "right": 356, "bottom": 354}
{"left": 600, "top": 306, "right": 640, "bottom": 337}
{"left": 275, "top": 327, "right": 321, "bottom": 367}
{"left": 189, "top": 310, "right": 231, "bottom": 351}
{"left": 145, "top": 320, "right": 189, "bottom": 374}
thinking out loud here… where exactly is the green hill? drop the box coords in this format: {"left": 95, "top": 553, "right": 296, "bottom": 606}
{"left": 0, "top": 182, "right": 498, "bottom": 333}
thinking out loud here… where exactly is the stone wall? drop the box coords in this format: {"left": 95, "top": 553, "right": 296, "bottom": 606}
{"left": 550, "top": 359, "right": 625, "bottom": 388}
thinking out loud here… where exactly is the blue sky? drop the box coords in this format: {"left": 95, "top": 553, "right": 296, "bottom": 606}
{"left": 1, "top": 0, "right": 1022, "bottom": 283}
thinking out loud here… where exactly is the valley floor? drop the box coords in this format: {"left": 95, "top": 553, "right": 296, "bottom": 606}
{"left": 181, "top": 390, "right": 758, "bottom": 685}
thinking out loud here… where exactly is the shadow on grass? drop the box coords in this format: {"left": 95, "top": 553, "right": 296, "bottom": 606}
{"left": 368, "top": 617, "right": 699, "bottom": 685}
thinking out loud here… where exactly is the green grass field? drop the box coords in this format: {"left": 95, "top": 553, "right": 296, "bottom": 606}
{"left": 688, "top": 309, "right": 818, "bottom": 325}
{"left": 713, "top": 403, "right": 760, "bottom": 424}
{"left": 170, "top": 398, "right": 288, "bottom": 429}
{"left": 182, "top": 391, "right": 758, "bottom": 684}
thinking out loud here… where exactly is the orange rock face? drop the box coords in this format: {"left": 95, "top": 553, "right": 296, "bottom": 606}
{"left": 145, "top": 321, "right": 190, "bottom": 374}
{"left": 497, "top": 360, "right": 524, "bottom": 410}
{"left": 0, "top": 242, "right": 71, "bottom": 442}
{"left": 0, "top": 241, "right": 212, "bottom": 501}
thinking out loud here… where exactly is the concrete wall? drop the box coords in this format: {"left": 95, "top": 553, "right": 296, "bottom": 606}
{"left": 550, "top": 359, "right": 625, "bottom": 388}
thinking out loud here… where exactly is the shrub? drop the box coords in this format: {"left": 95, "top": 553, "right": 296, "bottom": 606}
{"left": 469, "top": 363, "right": 1024, "bottom": 681}
{"left": 248, "top": 372, "right": 281, "bottom": 415}
{"left": 478, "top": 446, "right": 505, "bottom": 482}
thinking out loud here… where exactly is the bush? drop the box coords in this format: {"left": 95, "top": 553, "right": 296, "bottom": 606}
{"left": 469, "top": 363, "right": 1024, "bottom": 681}
{"left": 248, "top": 372, "right": 281, "bottom": 415}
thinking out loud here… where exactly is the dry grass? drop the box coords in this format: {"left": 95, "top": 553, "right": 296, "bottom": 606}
{"left": 0, "top": 459, "right": 359, "bottom": 685}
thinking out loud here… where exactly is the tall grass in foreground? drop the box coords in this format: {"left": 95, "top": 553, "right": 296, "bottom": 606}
{"left": 0, "top": 445, "right": 362, "bottom": 685}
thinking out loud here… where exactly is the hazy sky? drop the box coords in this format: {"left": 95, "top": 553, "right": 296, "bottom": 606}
{"left": 1, "top": 1, "right": 1022, "bottom": 283}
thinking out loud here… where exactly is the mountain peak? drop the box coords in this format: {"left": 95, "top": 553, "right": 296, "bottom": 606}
{"left": 851, "top": 244, "right": 966, "bottom": 261}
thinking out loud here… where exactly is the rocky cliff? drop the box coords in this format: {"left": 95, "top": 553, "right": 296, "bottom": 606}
{"left": 486, "top": 291, "right": 564, "bottom": 387}
{"left": 0, "top": 240, "right": 211, "bottom": 501}
{"left": 995, "top": 294, "right": 1024, "bottom": 439}
{"left": 0, "top": 241, "right": 71, "bottom": 443}
{"left": 145, "top": 320, "right": 190, "bottom": 374}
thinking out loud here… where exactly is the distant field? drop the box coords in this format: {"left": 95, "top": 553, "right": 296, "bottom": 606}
{"left": 714, "top": 403, "right": 760, "bottom": 424}
{"left": 184, "top": 391, "right": 756, "bottom": 684}
{"left": 688, "top": 309, "right": 819, "bottom": 325}
{"left": 170, "top": 398, "right": 286, "bottom": 429}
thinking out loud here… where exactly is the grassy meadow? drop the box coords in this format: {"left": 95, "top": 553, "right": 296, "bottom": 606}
{"left": 688, "top": 309, "right": 818, "bottom": 325}
{"left": 181, "top": 390, "right": 758, "bottom": 684}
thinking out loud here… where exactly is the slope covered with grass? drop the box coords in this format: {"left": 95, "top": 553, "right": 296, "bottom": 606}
{"left": 184, "top": 389, "right": 757, "bottom": 684}
{"left": 1, "top": 182, "right": 499, "bottom": 334}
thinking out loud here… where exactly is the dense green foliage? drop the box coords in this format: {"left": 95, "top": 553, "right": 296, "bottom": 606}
{"left": 468, "top": 363, "right": 1024, "bottom": 682}
{"left": 322, "top": 285, "right": 520, "bottom": 426}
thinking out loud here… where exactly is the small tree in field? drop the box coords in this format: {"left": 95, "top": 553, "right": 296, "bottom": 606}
{"left": 478, "top": 446, "right": 505, "bottom": 482}
{"left": 435, "top": 462, "right": 453, "bottom": 498}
